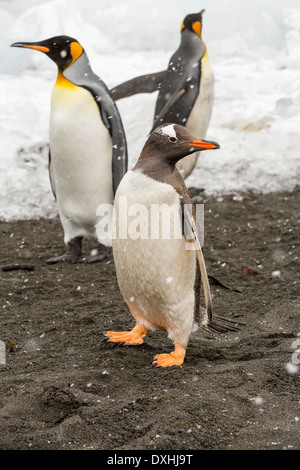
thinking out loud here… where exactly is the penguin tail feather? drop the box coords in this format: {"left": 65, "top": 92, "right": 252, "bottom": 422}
{"left": 201, "top": 315, "right": 246, "bottom": 334}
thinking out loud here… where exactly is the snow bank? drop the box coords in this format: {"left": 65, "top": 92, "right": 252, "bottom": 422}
{"left": 1, "top": 0, "right": 300, "bottom": 220}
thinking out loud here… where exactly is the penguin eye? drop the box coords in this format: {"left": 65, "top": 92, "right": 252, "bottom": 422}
{"left": 169, "top": 137, "right": 178, "bottom": 143}
{"left": 52, "top": 42, "right": 60, "bottom": 50}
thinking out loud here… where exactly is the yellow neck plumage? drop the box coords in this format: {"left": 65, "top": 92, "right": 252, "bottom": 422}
{"left": 55, "top": 71, "right": 77, "bottom": 88}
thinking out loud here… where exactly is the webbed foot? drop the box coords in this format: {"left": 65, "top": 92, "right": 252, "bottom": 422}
{"left": 104, "top": 325, "right": 148, "bottom": 346}
{"left": 153, "top": 344, "right": 186, "bottom": 368}
{"left": 45, "top": 236, "right": 82, "bottom": 264}
{"left": 79, "top": 245, "right": 112, "bottom": 263}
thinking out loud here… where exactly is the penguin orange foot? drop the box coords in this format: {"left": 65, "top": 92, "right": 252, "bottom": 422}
{"left": 104, "top": 325, "right": 148, "bottom": 346}
{"left": 153, "top": 344, "right": 186, "bottom": 368}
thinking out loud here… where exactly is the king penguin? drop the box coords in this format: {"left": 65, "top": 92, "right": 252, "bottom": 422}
{"left": 105, "top": 123, "right": 245, "bottom": 367}
{"left": 11, "top": 36, "right": 127, "bottom": 263}
{"left": 110, "top": 10, "right": 214, "bottom": 180}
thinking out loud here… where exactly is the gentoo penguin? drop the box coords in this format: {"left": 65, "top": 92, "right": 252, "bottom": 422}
{"left": 11, "top": 36, "right": 127, "bottom": 263}
{"left": 110, "top": 10, "right": 214, "bottom": 180}
{"left": 105, "top": 124, "right": 244, "bottom": 367}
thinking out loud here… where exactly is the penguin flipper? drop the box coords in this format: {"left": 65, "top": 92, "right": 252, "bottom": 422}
{"left": 110, "top": 71, "right": 167, "bottom": 101}
{"left": 150, "top": 80, "right": 188, "bottom": 132}
{"left": 184, "top": 206, "right": 246, "bottom": 333}
{"left": 185, "top": 209, "right": 246, "bottom": 331}
{"left": 63, "top": 53, "right": 128, "bottom": 194}
{"left": 101, "top": 103, "right": 128, "bottom": 194}
{"left": 48, "top": 149, "right": 56, "bottom": 200}
{"left": 97, "top": 94, "right": 128, "bottom": 193}
{"left": 183, "top": 200, "right": 213, "bottom": 322}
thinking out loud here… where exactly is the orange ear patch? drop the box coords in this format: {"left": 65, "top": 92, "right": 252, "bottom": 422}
{"left": 180, "top": 22, "right": 185, "bottom": 32}
{"left": 70, "top": 41, "right": 83, "bottom": 63}
{"left": 192, "top": 21, "right": 202, "bottom": 37}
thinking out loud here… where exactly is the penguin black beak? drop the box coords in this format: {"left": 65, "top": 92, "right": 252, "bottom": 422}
{"left": 186, "top": 139, "right": 220, "bottom": 150}
{"left": 11, "top": 42, "right": 49, "bottom": 53}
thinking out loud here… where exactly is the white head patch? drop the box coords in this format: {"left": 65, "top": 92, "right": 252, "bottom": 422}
{"left": 157, "top": 124, "right": 177, "bottom": 139}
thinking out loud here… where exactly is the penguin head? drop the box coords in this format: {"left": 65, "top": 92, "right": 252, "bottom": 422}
{"left": 181, "top": 10, "right": 205, "bottom": 38}
{"left": 11, "top": 35, "right": 84, "bottom": 71}
{"left": 142, "top": 123, "right": 219, "bottom": 166}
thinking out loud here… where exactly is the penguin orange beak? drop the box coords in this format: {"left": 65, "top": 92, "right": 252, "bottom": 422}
{"left": 186, "top": 139, "right": 220, "bottom": 150}
{"left": 11, "top": 42, "right": 50, "bottom": 53}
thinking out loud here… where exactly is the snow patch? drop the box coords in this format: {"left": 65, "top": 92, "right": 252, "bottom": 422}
{"left": 1, "top": 0, "right": 300, "bottom": 220}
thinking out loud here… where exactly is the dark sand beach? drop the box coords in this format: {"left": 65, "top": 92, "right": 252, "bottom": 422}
{"left": 0, "top": 188, "right": 299, "bottom": 450}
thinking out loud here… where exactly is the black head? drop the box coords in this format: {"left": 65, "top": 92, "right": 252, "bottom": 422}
{"left": 137, "top": 123, "right": 219, "bottom": 169}
{"left": 181, "top": 10, "right": 205, "bottom": 38}
{"left": 11, "top": 35, "right": 84, "bottom": 70}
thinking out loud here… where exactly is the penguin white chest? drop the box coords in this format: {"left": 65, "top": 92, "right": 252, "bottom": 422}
{"left": 113, "top": 170, "right": 196, "bottom": 339}
{"left": 50, "top": 83, "right": 113, "bottom": 242}
{"left": 187, "top": 49, "right": 214, "bottom": 136}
